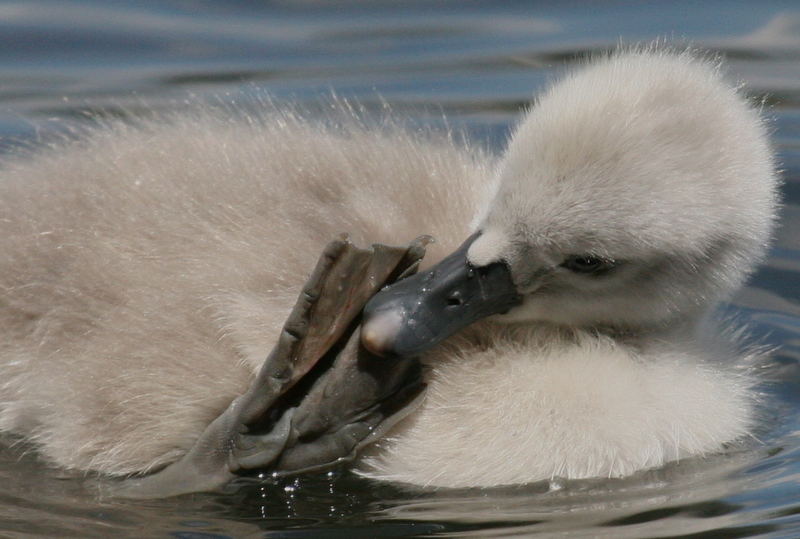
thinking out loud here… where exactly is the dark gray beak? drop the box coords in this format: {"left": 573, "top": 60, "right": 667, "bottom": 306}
{"left": 361, "top": 232, "right": 522, "bottom": 358}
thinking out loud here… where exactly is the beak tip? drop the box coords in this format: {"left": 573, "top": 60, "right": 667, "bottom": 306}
{"left": 361, "top": 309, "right": 404, "bottom": 357}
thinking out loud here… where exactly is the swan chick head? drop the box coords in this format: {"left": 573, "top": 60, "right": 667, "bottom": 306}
{"left": 363, "top": 49, "right": 779, "bottom": 357}
{"left": 469, "top": 49, "right": 779, "bottom": 330}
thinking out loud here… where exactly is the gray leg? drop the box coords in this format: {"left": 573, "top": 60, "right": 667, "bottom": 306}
{"left": 112, "top": 236, "right": 428, "bottom": 498}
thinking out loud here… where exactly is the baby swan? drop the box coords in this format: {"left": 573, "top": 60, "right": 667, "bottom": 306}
{"left": 357, "top": 49, "right": 778, "bottom": 487}
{"left": 0, "top": 49, "right": 778, "bottom": 491}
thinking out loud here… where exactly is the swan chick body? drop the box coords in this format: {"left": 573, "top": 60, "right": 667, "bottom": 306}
{"left": 0, "top": 49, "right": 778, "bottom": 489}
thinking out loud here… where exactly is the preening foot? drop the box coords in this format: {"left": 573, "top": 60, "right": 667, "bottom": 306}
{"left": 113, "top": 236, "right": 429, "bottom": 498}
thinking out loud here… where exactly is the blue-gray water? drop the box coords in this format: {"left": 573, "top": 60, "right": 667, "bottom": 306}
{"left": 1, "top": 1, "right": 800, "bottom": 537}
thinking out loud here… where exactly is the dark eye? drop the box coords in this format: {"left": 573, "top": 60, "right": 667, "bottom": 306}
{"left": 562, "top": 255, "right": 613, "bottom": 274}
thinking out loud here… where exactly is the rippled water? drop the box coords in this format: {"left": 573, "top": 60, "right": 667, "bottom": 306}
{"left": 1, "top": 1, "right": 800, "bottom": 537}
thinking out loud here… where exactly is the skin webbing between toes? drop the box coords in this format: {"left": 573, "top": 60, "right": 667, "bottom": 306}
{"left": 112, "top": 236, "right": 428, "bottom": 499}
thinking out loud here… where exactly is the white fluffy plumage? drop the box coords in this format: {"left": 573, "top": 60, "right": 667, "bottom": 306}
{"left": 0, "top": 48, "right": 779, "bottom": 488}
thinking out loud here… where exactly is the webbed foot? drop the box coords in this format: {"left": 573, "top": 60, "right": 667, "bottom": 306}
{"left": 113, "top": 236, "right": 428, "bottom": 498}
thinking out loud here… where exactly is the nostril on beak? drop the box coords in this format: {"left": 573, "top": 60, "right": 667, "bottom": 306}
{"left": 446, "top": 292, "right": 463, "bottom": 307}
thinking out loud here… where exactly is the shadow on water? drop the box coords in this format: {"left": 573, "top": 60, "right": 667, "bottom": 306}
{"left": 1, "top": 440, "right": 791, "bottom": 537}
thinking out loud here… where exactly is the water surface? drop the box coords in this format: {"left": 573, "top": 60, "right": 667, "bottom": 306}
{"left": 1, "top": 1, "right": 800, "bottom": 537}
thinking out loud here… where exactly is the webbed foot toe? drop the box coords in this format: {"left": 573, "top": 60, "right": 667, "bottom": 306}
{"left": 113, "top": 236, "right": 429, "bottom": 498}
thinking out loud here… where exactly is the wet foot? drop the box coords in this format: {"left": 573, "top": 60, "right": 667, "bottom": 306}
{"left": 113, "top": 236, "right": 428, "bottom": 498}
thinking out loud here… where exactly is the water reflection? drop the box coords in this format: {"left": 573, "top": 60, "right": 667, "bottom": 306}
{"left": 198, "top": 444, "right": 791, "bottom": 537}
{"left": 0, "top": 0, "right": 799, "bottom": 536}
